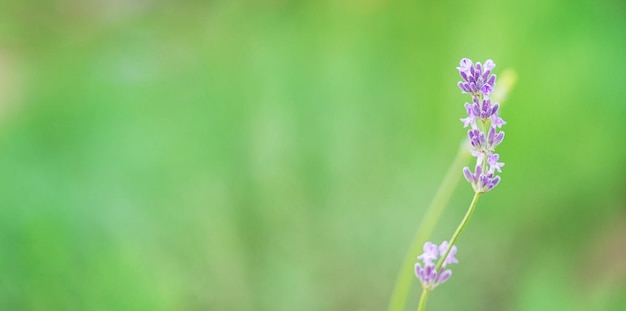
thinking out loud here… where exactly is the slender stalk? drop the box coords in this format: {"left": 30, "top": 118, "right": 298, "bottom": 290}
{"left": 387, "top": 144, "right": 471, "bottom": 311}
{"left": 387, "top": 68, "right": 515, "bottom": 311}
{"left": 435, "top": 191, "right": 481, "bottom": 272}
{"left": 416, "top": 288, "right": 429, "bottom": 311}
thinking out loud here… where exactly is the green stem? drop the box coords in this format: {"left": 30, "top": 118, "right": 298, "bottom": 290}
{"left": 416, "top": 288, "right": 429, "bottom": 311}
{"left": 387, "top": 144, "right": 471, "bottom": 311}
{"left": 435, "top": 191, "right": 481, "bottom": 272}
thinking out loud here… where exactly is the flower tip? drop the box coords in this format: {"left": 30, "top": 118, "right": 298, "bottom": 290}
{"left": 484, "top": 59, "right": 496, "bottom": 70}
{"left": 437, "top": 270, "right": 452, "bottom": 283}
{"left": 490, "top": 176, "right": 501, "bottom": 190}
{"left": 463, "top": 166, "right": 474, "bottom": 182}
{"left": 415, "top": 263, "right": 422, "bottom": 275}
{"left": 457, "top": 58, "right": 473, "bottom": 72}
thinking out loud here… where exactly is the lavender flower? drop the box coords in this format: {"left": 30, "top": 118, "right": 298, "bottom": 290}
{"left": 414, "top": 241, "right": 458, "bottom": 290}
{"left": 458, "top": 58, "right": 505, "bottom": 193}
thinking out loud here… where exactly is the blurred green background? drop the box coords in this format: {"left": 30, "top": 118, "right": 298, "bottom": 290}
{"left": 1, "top": 0, "right": 625, "bottom": 310}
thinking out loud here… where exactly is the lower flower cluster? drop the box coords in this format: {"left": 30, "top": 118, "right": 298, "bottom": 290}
{"left": 414, "top": 241, "right": 458, "bottom": 290}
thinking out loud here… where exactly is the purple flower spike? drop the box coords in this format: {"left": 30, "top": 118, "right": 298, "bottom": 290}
{"left": 415, "top": 241, "right": 459, "bottom": 290}
{"left": 457, "top": 58, "right": 506, "bottom": 193}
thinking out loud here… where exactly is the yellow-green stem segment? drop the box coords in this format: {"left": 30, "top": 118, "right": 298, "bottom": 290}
{"left": 435, "top": 192, "right": 481, "bottom": 272}
{"left": 416, "top": 288, "right": 429, "bottom": 311}
{"left": 387, "top": 145, "right": 471, "bottom": 311}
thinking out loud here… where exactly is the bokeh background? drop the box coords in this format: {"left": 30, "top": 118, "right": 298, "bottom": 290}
{"left": 1, "top": 0, "right": 625, "bottom": 310}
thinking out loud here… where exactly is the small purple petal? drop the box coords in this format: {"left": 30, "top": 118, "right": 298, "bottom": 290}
{"left": 460, "top": 116, "right": 473, "bottom": 128}
{"left": 488, "top": 153, "right": 504, "bottom": 173}
{"left": 457, "top": 58, "right": 472, "bottom": 72}
{"left": 488, "top": 127, "right": 496, "bottom": 143}
{"left": 438, "top": 241, "right": 449, "bottom": 254}
{"left": 487, "top": 74, "right": 496, "bottom": 87}
{"left": 481, "top": 84, "right": 493, "bottom": 95}
{"left": 488, "top": 153, "right": 499, "bottom": 164}
{"left": 437, "top": 269, "right": 452, "bottom": 283}
{"left": 484, "top": 59, "right": 495, "bottom": 71}
{"left": 463, "top": 167, "right": 474, "bottom": 182}
{"left": 470, "top": 149, "right": 482, "bottom": 158}
{"left": 493, "top": 161, "right": 504, "bottom": 173}
{"left": 438, "top": 241, "right": 459, "bottom": 265}
{"left": 471, "top": 102, "right": 480, "bottom": 117}
{"left": 489, "top": 175, "right": 501, "bottom": 190}
{"left": 464, "top": 103, "right": 473, "bottom": 115}
{"left": 424, "top": 265, "right": 435, "bottom": 282}
{"left": 418, "top": 242, "right": 439, "bottom": 265}
{"left": 480, "top": 98, "right": 492, "bottom": 118}
{"left": 494, "top": 131, "right": 505, "bottom": 146}
{"left": 486, "top": 127, "right": 504, "bottom": 149}
{"left": 475, "top": 164, "right": 483, "bottom": 179}
{"left": 460, "top": 71, "right": 468, "bottom": 81}
{"left": 482, "top": 69, "right": 491, "bottom": 81}
{"left": 491, "top": 113, "right": 506, "bottom": 128}
{"left": 446, "top": 246, "right": 459, "bottom": 264}
{"left": 491, "top": 103, "right": 499, "bottom": 115}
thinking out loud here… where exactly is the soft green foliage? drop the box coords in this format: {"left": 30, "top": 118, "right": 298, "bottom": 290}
{"left": 0, "top": 1, "right": 625, "bottom": 310}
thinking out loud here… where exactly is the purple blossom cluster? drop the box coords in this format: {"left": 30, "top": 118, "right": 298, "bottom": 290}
{"left": 414, "top": 241, "right": 458, "bottom": 290}
{"left": 457, "top": 58, "right": 506, "bottom": 193}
